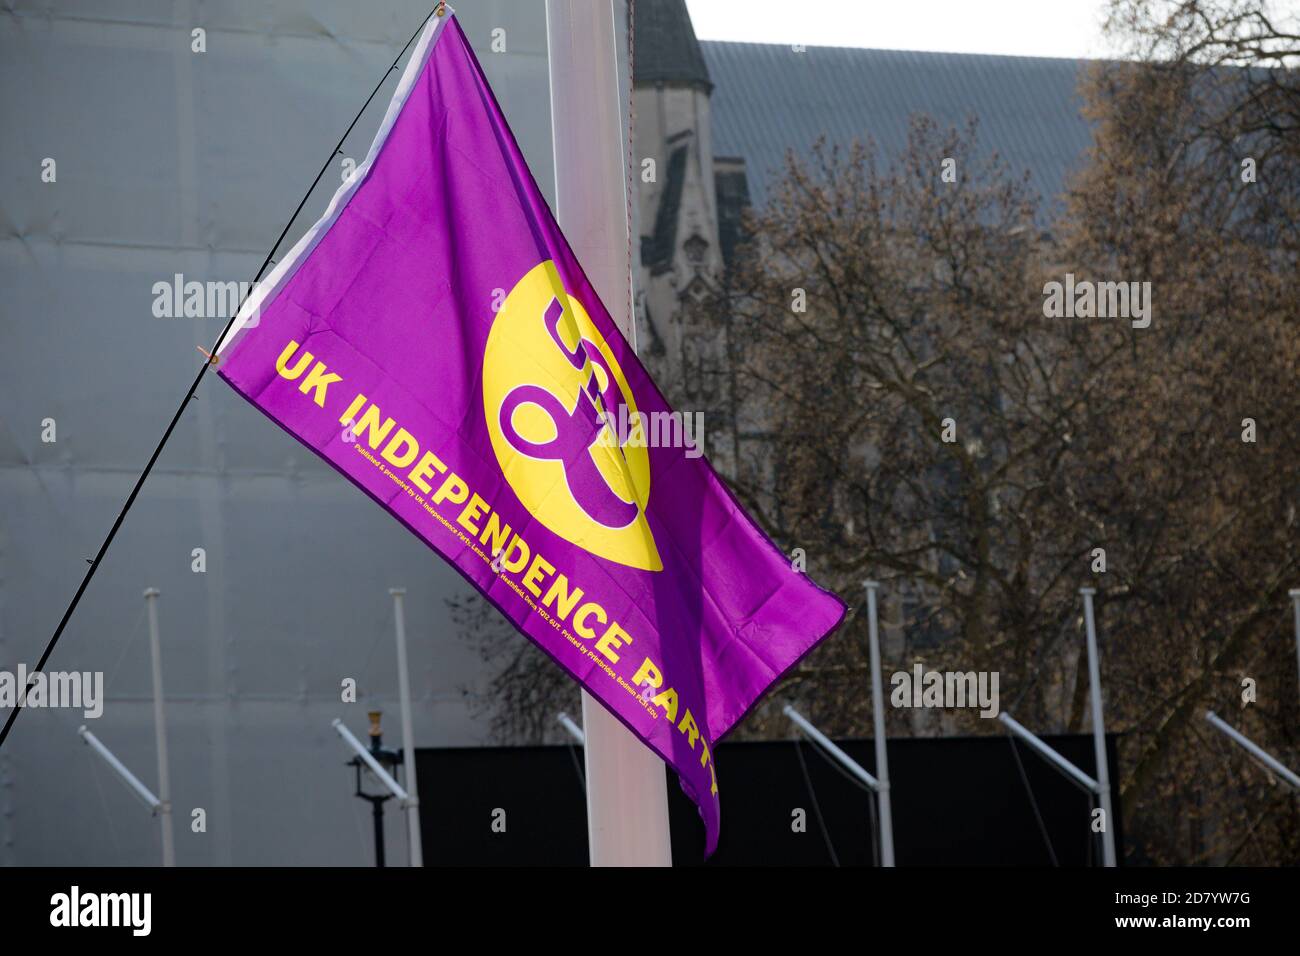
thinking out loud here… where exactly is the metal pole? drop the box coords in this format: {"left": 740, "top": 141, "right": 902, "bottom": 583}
{"left": 143, "top": 588, "right": 175, "bottom": 867}
{"left": 864, "top": 581, "right": 895, "bottom": 866}
{"left": 78, "top": 726, "right": 162, "bottom": 813}
{"left": 332, "top": 719, "right": 409, "bottom": 801}
{"left": 389, "top": 588, "right": 423, "bottom": 866}
{"left": 1206, "top": 711, "right": 1300, "bottom": 791}
{"left": 557, "top": 712, "right": 586, "bottom": 745}
{"left": 1289, "top": 589, "right": 1300, "bottom": 696}
{"left": 1080, "top": 587, "right": 1116, "bottom": 867}
{"left": 997, "top": 712, "right": 1100, "bottom": 793}
{"left": 548, "top": 0, "right": 671, "bottom": 867}
{"left": 372, "top": 800, "right": 387, "bottom": 868}
{"left": 783, "top": 704, "right": 880, "bottom": 791}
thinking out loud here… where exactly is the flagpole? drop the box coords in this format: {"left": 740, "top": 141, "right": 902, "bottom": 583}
{"left": 143, "top": 588, "right": 176, "bottom": 867}
{"left": 545, "top": 0, "right": 673, "bottom": 867}
{"left": 389, "top": 588, "right": 424, "bottom": 866}
{"left": 864, "top": 581, "right": 895, "bottom": 866}
{"left": 1289, "top": 589, "right": 1300, "bottom": 695}
{"left": 1205, "top": 711, "right": 1300, "bottom": 791}
{"left": 1081, "top": 587, "right": 1117, "bottom": 867}
{"left": 78, "top": 727, "right": 164, "bottom": 813}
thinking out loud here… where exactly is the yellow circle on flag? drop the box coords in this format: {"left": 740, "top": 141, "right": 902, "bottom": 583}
{"left": 482, "top": 260, "right": 661, "bottom": 572}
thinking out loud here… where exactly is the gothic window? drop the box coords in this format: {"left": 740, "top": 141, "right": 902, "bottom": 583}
{"left": 680, "top": 334, "right": 720, "bottom": 403}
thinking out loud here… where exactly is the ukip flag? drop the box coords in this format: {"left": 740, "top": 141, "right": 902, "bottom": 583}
{"left": 215, "top": 11, "right": 844, "bottom": 854}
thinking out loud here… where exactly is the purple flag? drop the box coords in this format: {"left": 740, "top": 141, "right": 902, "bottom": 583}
{"left": 216, "top": 12, "right": 844, "bottom": 854}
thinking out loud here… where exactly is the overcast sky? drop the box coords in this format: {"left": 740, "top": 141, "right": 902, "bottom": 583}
{"left": 683, "top": 0, "right": 1117, "bottom": 59}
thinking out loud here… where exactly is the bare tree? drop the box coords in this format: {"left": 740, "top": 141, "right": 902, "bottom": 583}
{"left": 1055, "top": 0, "right": 1300, "bottom": 863}
{"left": 723, "top": 119, "right": 1126, "bottom": 741}
{"left": 452, "top": 1, "right": 1300, "bottom": 863}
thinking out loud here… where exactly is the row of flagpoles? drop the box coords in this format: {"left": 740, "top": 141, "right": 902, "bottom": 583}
{"left": 77, "top": 577, "right": 1300, "bottom": 865}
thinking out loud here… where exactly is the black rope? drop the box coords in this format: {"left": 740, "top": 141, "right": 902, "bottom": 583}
{"left": 794, "top": 731, "right": 886, "bottom": 865}
{"left": 865, "top": 771, "right": 880, "bottom": 867}
{"left": 793, "top": 736, "right": 841, "bottom": 867}
{"left": 0, "top": 8, "right": 436, "bottom": 751}
{"left": 802, "top": 733, "right": 877, "bottom": 795}
{"left": 1008, "top": 734, "right": 1059, "bottom": 866}
{"left": 565, "top": 740, "right": 586, "bottom": 793}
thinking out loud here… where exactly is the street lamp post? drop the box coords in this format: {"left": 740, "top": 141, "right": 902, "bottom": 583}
{"left": 344, "top": 710, "right": 405, "bottom": 867}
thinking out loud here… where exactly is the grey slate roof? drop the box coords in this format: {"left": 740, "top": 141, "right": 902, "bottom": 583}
{"left": 634, "top": 0, "right": 712, "bottom": 90}
{"left": 700, "top": 41, "right": 1095, "bottom": 213}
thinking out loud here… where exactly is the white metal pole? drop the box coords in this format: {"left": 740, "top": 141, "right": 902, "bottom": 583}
{"left": 557, "top": 711, "right": 586, "bottom": 745}
{"left": 783, "top": 704, "right": 880, "bottom": 791}
{"left": 547, "top": 0, "right": 672, "bottom": 867}
{"left": 997, "top": 712, "right": 1100, "bottom": 793}
{"left": 143, "top": 588, "right": 175, "bottom": 867}
{"left": 78, "top": 726, "right": 162, "bottom": 813}
{"left": 1205, "top": 711, "right": 1300, "bottom": 791}
{"left": 864, "top": 580, "right": 895, "bottom": 866}
{"left": 331, "top": 719, "right": 409, "bottom": 801}
{"left": 1080, "top": 587, "right": 1116, "bottom": 867}
{"left": 389, "top": 588, "right": 423, "bottom": 867}
{"left": 1289, "top": 589, "right": 1300, "bottom": 696}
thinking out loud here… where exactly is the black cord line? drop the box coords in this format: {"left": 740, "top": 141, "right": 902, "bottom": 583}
{"left": 810, "top": 733, "right": 881, "bottom": 865}
{"left": 793, "top": 731, "right": 886, "bottom": 865}
{"left": 801, "top": 733, "right": 877, "bottom": 796}
{"left": 565, "top": 740, "right": 586, "bottom": 793}
{"left": 793, "top": 736, "right": 841, "bottom": 867}
{"left": 1008, "top": 733, "right": 1060, "bottom": 866}
{"left": 866, "top": 773, "right": 880, "bottom": 867}
{"left": 0, "top": 8, "right": 436, "bottom": 751}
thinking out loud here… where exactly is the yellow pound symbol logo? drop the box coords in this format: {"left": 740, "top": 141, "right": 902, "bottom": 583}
{"left": 483, "top": 261, "right": 661, "bottom": 572}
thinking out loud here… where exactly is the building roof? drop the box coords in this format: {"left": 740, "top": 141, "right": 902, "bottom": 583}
{"left": 633, "top": 0, "right": 712, "bottom": 91}
{"left": 701, "top": 41, "right": 1095, "bottom": 212}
